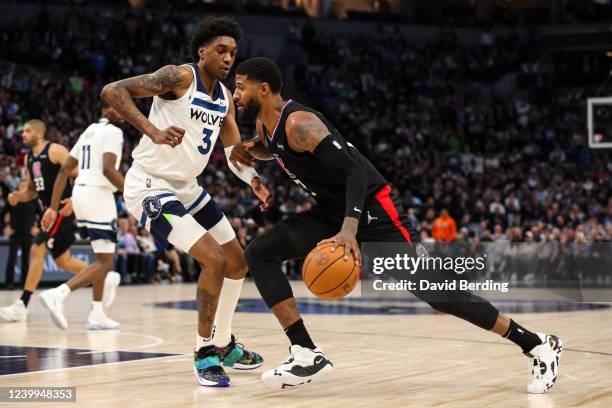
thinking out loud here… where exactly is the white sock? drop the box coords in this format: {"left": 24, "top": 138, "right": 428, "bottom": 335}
{"left": 91, "top": 301, "right": 103, "bottom": 313}
{"left": 195, "top": 333, "right": 214, "bottom": 351}
{"left": 212, "top": 278, "right": 244, "bottom": 347}
{"left": 57, "top": 284, "right": 71, "bottom": 300}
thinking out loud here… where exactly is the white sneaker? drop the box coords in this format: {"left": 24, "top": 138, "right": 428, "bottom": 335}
{"left": 40, "top": 288, "right": 68, "bottom": 330}
{"left": 0, "top": 299, "right": 28, "bottom": 322}
{"left": 261, "top": 345, "right": 333, "bottom": 389}
{"left": 526, "top": 333, "right": 563, "bottom": 394}
{"left": 87, "top": 310, "right": 120, "bottom": 330}
{"left": 102, "top": 271, "right": 121, "bottom": 308}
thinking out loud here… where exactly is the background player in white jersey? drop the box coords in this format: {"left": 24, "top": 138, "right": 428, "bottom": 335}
{"left": 100, "top": 16, "right": 270, "bottom": 387}
{"left": 0, "top": 120, "right": 109, "bottom": 323}
{"left": 40, "top": 102, "right": 125, "bottom": 330}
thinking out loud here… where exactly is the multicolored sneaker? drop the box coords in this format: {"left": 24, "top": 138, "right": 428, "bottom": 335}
{"left": 216, "top": 335, "right": 264, "bottom": 370}
{"left": 194, "top": 345, "right": 230, "bottom": 387}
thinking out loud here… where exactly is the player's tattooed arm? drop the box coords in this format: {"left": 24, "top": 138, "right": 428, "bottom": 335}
{"left": 101, "top": 65, "right": 191, "bottom": 147}
{"left": 285, "top": 111, "right": 330, "bottom": 153}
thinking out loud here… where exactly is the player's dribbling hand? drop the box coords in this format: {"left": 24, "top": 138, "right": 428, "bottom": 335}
{"left": 151, "top": 126, "right": 185, "bottom": 147}
{"left": 230, "top": 141, "right": 256, "bottom": 170}
{"left": 251, "top": 177, "right": 273, "bottom": 212}
{"left": 7, "top": 192, "right": 19, "bottom": 206}
{"left": 41, "top": 208, "right": 57, "bottom": 232}
{"left": 59, "top": 198, "right": 73, "bottom": 217}
{"left": 318, "top": 232, "right": 362, "bottom": 267}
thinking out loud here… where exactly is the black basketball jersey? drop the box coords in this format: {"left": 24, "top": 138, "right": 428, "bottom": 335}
{"left": 262, "top": 100, "right": 387, "bottom": 214}
{"left": 27, "top": 142, "right": 71, "bottom": 209}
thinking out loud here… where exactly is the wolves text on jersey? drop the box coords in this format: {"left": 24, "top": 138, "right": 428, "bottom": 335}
{"left": 190, "top": 108, "right": 225, "bottom": 128}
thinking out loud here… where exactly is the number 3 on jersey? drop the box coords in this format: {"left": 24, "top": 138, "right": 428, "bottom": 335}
{"left": 198, "top": 128, "right": 213, "bottom": 155}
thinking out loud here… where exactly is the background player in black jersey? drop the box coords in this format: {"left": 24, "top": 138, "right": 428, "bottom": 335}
{"left": 230, "top": 57, "right": 563, "bottom": 393}
{"left": 0, "top": 119, "right": 119, "bottom": 325}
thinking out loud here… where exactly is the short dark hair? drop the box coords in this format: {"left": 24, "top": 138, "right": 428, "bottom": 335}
{"left": 236, "top": 57, "right": 283, "bottom": 93}
{"left": 190, "top": 16, "right": 242, "bottom": 62}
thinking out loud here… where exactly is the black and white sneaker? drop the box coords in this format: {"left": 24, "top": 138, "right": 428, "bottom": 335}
{"left": 526, "top": 333, "right": 563, "bottom": 394}
{"left": 261, "top": 345, "right": 333, "bottom": 389}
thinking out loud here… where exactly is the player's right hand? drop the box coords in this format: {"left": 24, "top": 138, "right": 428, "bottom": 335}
{"left": 230, "top": 141, "right": 256, "bottom": 170}
{"left": 41, "top": 208, "right": 58, "bottom": 232}
{"left": 151, "top": 126, "right": 185, "bottom": 147}
{"left": 317, "top": 232, "right": 362, "bottom": 267}
{"left": 7, "top": 192, "right": 19, "bottom": 206}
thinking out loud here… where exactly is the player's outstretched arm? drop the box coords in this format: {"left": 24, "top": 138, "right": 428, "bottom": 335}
{"left": 286, "top": 111, "right": 365, "bottom": 265}
{"left": 226, "top": 118, "right": 273, "bottom": 169}
{"left": 101, "top": 65, "right": 191, "bottom": 147}
{"left": 220, "top": 101, "right": 273, "bottom": 211}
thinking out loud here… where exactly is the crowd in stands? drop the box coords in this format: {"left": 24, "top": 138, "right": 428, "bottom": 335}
{"left": 295, "top": 27, "right": 611, "bottom": 245}
{"left": 0, "top": 9, "right": 610, "bottom": 285}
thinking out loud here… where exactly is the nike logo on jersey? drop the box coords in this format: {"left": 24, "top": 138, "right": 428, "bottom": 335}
{"left": 354, "top": 207, "right": 362, "bottom": 213}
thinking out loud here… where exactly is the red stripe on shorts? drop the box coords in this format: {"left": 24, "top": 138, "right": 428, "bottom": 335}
{"left": 374, "top": 184, "right": 412, "bottom": 245}
{"left": 50, "top": 214, "right": 64, "bottom": 238}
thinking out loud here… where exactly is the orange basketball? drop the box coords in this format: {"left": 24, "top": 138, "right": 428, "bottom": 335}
{"left": 302, "top": 243, "right": 359, "bottom": 300}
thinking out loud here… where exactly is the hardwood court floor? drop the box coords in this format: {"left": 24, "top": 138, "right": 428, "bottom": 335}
{"left": 0, "top": 282, "right": 611, "bottom": 408}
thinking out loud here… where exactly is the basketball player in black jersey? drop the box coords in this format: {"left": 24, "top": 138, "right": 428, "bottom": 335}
{"left": 0, "top": 119, "right": 110, "bottom": 325}
{"left": 230, "top": 57, "right": 563, "bottom": 393}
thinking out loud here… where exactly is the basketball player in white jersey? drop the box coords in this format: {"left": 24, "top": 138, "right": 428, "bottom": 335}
{"left": 100, "top": 16, "right": 269, "bottom": 387}
{"left": 39, "top": 101, "right": 124, "bottom": 330}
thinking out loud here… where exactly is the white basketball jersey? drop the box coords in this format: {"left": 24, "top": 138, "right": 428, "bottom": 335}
{"left": 131, "top": 63, "right": 230, "bottom": 183}
{"left": 70, "top": 118, "right": 123, "bottom": 191}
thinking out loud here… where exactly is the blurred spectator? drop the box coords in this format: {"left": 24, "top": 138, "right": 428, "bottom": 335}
{"left": 136, "top": 227, "right": 157, "bottom": 283}
{"left": 432, "top": 209, "right": 457, "bottom": 242}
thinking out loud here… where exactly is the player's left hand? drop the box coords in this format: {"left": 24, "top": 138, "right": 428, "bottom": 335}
{"left": 41, "top": 208, "right": 57, "bottom": 232}
{"left": 318, "top": 232, "right": 362, "bottom": 266}
{"left": 59, "top": 198, "right": 73, "bottom": 217}
{"left": 251, "top": 177, "right": 273, "bottom": 212}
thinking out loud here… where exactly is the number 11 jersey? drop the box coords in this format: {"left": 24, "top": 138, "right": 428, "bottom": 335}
{"left": 70, "top": 118, "right": 124, "bottom": 191}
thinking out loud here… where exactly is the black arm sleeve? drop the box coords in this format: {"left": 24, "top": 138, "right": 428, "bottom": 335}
{"left": 312, "top": 135, "right": 366, "bottom": 221}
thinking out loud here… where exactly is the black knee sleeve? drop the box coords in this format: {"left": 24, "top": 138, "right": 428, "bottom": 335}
{"left": 245, "top": 227, "right": 299, "bottom": 309}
